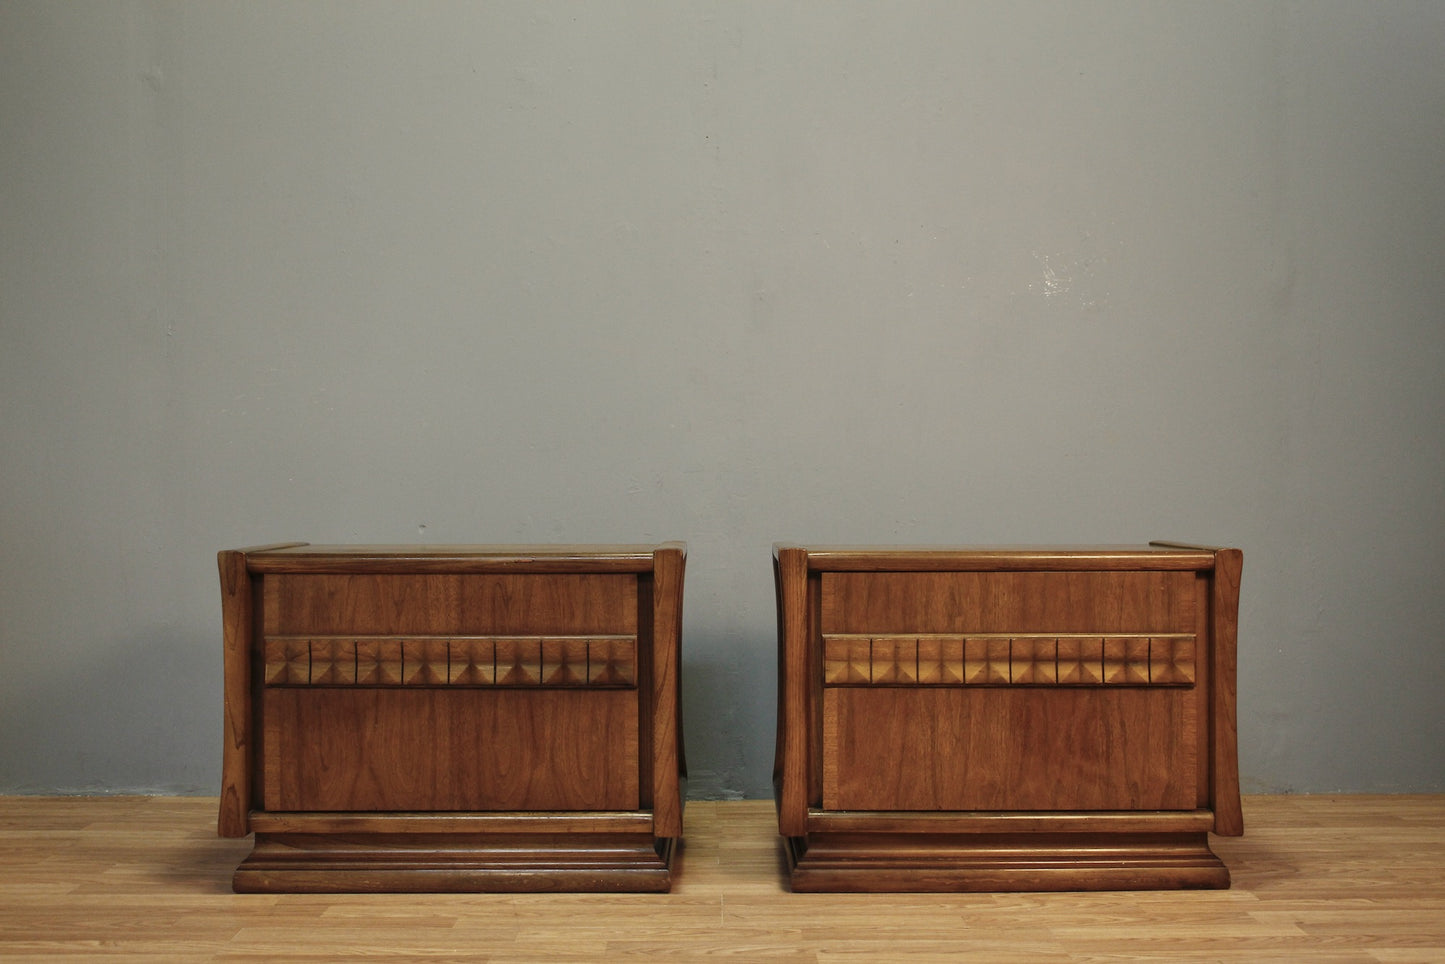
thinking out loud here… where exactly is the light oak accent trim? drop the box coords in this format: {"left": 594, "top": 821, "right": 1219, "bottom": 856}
{"left": 822, "top": 633, "right": 1196, "bottom": 687}
{"left": 261, "top": 635, "right": 638, "bottom": 688}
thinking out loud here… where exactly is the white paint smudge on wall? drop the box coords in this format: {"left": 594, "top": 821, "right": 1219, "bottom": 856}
{"left": 1029, "top": 232, "right": 1111, "bottom": 310}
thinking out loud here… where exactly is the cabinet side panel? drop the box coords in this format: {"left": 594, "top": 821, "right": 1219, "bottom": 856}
{"left": 263, "top": 688, "right": 638, "bottom": 812}
{"left": 774, "top": 548, "right": 811, "bottom": 837}
{"left": 218, "top": 551, "right": 252, "bottom": 837}
{"left": 649, "top": 547, "right": 685, "bottom": 839}
{"left": 821, "top": 571, "right": 1197, "bottom": 635}
{"left": 825, "top": 687, "right": 1197, "bottom": 812}
{"left": 1210, "top": 549, "right": 1244, "bottom": 835}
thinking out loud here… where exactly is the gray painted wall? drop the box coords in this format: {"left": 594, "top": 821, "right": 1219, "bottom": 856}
{"left": 3, "top": 2, "right": 1442, "bottom": 797}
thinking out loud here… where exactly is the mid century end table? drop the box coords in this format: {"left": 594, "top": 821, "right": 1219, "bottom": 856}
{"left": 217, "top": 542, "right": 685, "bottom": 893}
{"left": 773, "top": 542, "right": 1242, "bottom": 892}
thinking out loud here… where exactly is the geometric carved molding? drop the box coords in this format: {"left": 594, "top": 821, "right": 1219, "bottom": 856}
{"left": 823, "top": 634, "right": 1195, "bottom": 688}
{"left": 263, "top": 636, "right": 637, "bottom": 688}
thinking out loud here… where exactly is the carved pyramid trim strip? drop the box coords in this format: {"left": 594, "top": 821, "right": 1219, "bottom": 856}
{"left": 823, "top": 633, "right": 1195, "bottom": 688}
{"left": 263, "top": 635, "right": 637, "bottom": 689}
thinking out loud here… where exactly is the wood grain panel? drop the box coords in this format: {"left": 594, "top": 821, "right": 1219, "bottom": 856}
{"left": 821, "top": 570, "right": 1197, "bottom": 635}
{"left": 1209, "top": 548, "right": 1244, "bottom": 834}
{"left": 263, "top": 573, "right": 636, "bottom": 636}
{"left": 460, "top": 574, "right": 638, "bottom": 635}
{"left": 648, "top": 544, "right": 686, "bottom": 840}
{"left": 261, "top": 688, "right": 638, "bottom": 812}
{"left": 773, "top": 547, "right": 811, "bottom": 837}
{"left": 822, "top": 686, "right": 1197, "bottom": 812}
{"left": 264, "top": 573, "right": 459, "bottom": 635}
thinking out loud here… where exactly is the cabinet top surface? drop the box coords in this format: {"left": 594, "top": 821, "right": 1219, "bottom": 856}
{"left": 233, "top": 543, "right": 684, "bottom": 574}
{"left": 774, "top": 543, "right": 1226, "bottom": 571}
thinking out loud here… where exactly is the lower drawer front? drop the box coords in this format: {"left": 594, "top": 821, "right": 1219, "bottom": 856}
{"left": 262, "top": 688, "right": 639, "bottom": 812}
{"left": 823, "top": 686, "right": 1197, "bottom": 812}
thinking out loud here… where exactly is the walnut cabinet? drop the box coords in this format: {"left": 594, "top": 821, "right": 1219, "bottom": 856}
{"left": 773, "top": 542, "right": 1242, "bottom": 892}
{"left": 218, "top": 543, "right": 685, "bottom": 893}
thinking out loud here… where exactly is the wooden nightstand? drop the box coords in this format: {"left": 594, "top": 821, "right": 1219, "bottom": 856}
{"left": 773, "top": 542, "right": 1242, "bottom": 892}
{"left": 217, "top": 542, "right": 685, "bottom": 893}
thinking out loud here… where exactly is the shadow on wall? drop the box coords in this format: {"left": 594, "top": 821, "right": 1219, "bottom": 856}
{"left": 1, "top": 628, "right": 220, "bottom": 795}
{"left": 679, "top": 630, "right": 774, "bottom": 801}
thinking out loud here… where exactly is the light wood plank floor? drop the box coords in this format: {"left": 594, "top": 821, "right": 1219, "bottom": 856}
{"left": 1, "top": 795, "right": 1442, "bottom": 962}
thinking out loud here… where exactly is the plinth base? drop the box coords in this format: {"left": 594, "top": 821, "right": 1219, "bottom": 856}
{"left": 233, "top": 832, "right": 675, "bottom": 893}
{"left": 784, "top": 831, "right": 1229, "bottom": 893}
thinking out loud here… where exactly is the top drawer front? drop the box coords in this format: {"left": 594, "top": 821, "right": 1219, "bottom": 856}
{"left": 821, "top": 570, "right": 1198, "bottom": 636}
{"left": 263, "top": 572, "right": 638, "bottom": 636}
